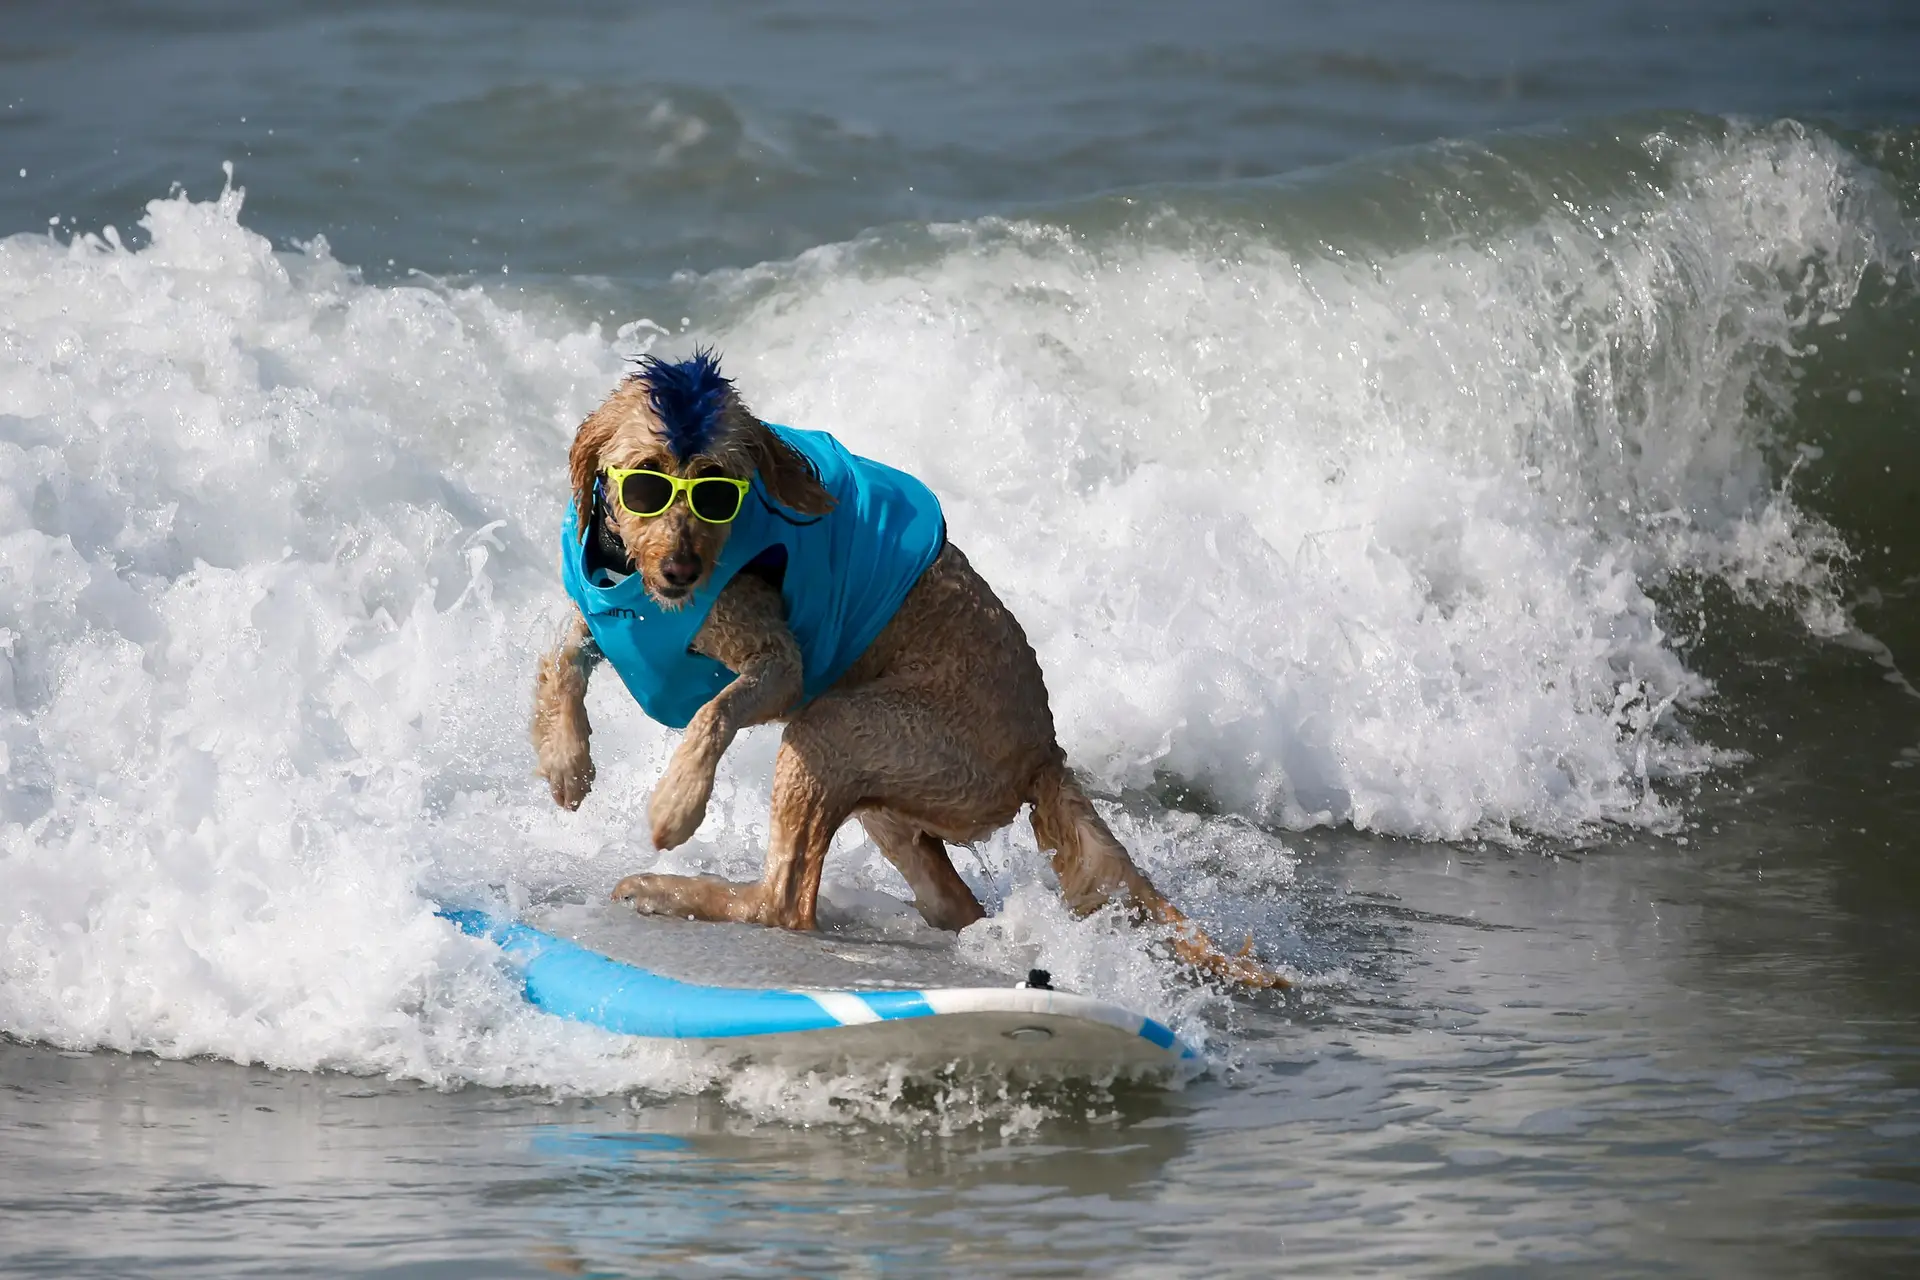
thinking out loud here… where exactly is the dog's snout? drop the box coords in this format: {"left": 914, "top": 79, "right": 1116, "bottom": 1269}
{"left": 660, "top": 553, "right": 702, "bottom": 588}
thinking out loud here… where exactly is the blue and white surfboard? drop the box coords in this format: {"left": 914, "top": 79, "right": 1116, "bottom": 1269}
{"left": 442, "top": 906, "right": 1198, "bottom": 1074}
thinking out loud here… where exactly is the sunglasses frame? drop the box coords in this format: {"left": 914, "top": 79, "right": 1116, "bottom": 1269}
{"left": 603, "top": 467, "right": 751, "bottom": 524}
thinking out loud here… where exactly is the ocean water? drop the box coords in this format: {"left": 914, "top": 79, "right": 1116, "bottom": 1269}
{"left": 3, "top": 2, "right": 1919, "bottom": 1276}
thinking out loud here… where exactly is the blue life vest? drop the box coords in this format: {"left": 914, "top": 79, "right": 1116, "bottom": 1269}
{"left": 559, "top": 425, "right": 946, "bottom": 729}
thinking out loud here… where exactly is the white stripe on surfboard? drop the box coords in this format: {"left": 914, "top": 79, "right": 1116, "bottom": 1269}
{"left": 804, "top": 990, "right": 885, "bottom": 1025}
{"left": 796, "top": 985, "right": 1186, "bottom": 1056}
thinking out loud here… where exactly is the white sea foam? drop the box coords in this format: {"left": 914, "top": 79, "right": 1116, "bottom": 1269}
{"left": 0, "top": 126, "right": 1901, "bottom": 1099}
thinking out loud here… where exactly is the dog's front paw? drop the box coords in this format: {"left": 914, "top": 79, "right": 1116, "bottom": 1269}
{"left": 536, "top": 746, "right": 595, "bottom": 811}
{"left": 611, "top": 873, "right": 675, "bottom": 915}
{"left": 531, "top": 655, "right": 595, "bottom": 810}
{"left": 612, "top": 872, "right": 761, "bottom": 924}
{"left": 648, "top": 749, "right": 715, "bottom": 849}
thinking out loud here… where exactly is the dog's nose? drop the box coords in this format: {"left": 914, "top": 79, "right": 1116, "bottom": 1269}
{"left": 660, "top": 554, "right": 702, "bottom": 588}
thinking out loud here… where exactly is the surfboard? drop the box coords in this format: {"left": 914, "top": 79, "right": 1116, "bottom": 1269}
{"left": 441, "top": 902, "right": 1198, "bottom": 1076}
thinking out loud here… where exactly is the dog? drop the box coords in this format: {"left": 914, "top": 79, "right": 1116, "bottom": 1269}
{"left": 530, "top": 350, "right": 1280, "bottom": 987}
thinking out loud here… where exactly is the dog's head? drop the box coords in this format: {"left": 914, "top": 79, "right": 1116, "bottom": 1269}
{"left": 569, "top": 350, "right": 834, "bottom": 608}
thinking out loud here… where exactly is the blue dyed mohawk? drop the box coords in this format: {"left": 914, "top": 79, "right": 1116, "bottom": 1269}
{"left": 631, "top": 348, "right": 734, "bottom": 460}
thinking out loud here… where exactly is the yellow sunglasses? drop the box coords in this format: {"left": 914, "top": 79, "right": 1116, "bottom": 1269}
{"left": 603, "top": 467, "right": 751, "bottom": 524}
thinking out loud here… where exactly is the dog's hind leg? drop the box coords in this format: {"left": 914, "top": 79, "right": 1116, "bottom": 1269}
{"left": 1030, "top": 764, "right": 1288, "bottom": 988}
{"left": 858, "top": 807, "right": 986, "bottom": 932}
{"left": 1028, "top": 764, "right": 1169, "bottom": 916}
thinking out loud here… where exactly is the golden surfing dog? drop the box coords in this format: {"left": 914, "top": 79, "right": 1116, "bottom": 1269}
{"left": 531, "top": 351, "right": 1279, "bottom": 987}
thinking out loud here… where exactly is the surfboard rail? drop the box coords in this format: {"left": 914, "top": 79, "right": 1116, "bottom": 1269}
{"left": 440, "top": 907, "right": 1198, "bottom": 1069}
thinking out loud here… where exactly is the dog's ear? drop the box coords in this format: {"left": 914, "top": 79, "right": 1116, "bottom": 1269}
{"left": 568, "top": 403, "right": 620, "bottom": 537}
{"left": 745, "top": 420, "right": 836, "bottom": 516}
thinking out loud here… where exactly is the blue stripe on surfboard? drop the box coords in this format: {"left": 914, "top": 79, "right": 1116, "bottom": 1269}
{"left": 442, "top": 906, "right": 1195, "bottom": 1057}
{"left": 1136, "top": 1017, "right": 1178, "bottom": 1050}
{"left": 443, "top": 908, "right": 841, "bottom": 1037}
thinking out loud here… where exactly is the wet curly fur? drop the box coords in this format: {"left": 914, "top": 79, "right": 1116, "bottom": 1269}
{"left": 530, "top": 357, "right": 1282, "bottom": 987}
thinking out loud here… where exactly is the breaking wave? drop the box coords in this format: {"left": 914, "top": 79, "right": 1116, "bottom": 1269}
{"left": 1, "top": 117, "right": 1911, "bottom": 1099}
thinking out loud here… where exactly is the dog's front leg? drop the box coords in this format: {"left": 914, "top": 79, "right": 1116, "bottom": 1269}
{"left": 647, "top": 575, "right": 803, "bottom": 850}
{"left": 532, "top": 609, "right": 600, "bottom": 810}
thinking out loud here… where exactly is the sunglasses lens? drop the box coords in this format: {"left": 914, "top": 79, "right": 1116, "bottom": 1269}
{"left": 689, "top": 479, "right": 744, "bottom": 523}
{"left": 619, "top": 471, "right": 674, "bottom": 516}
